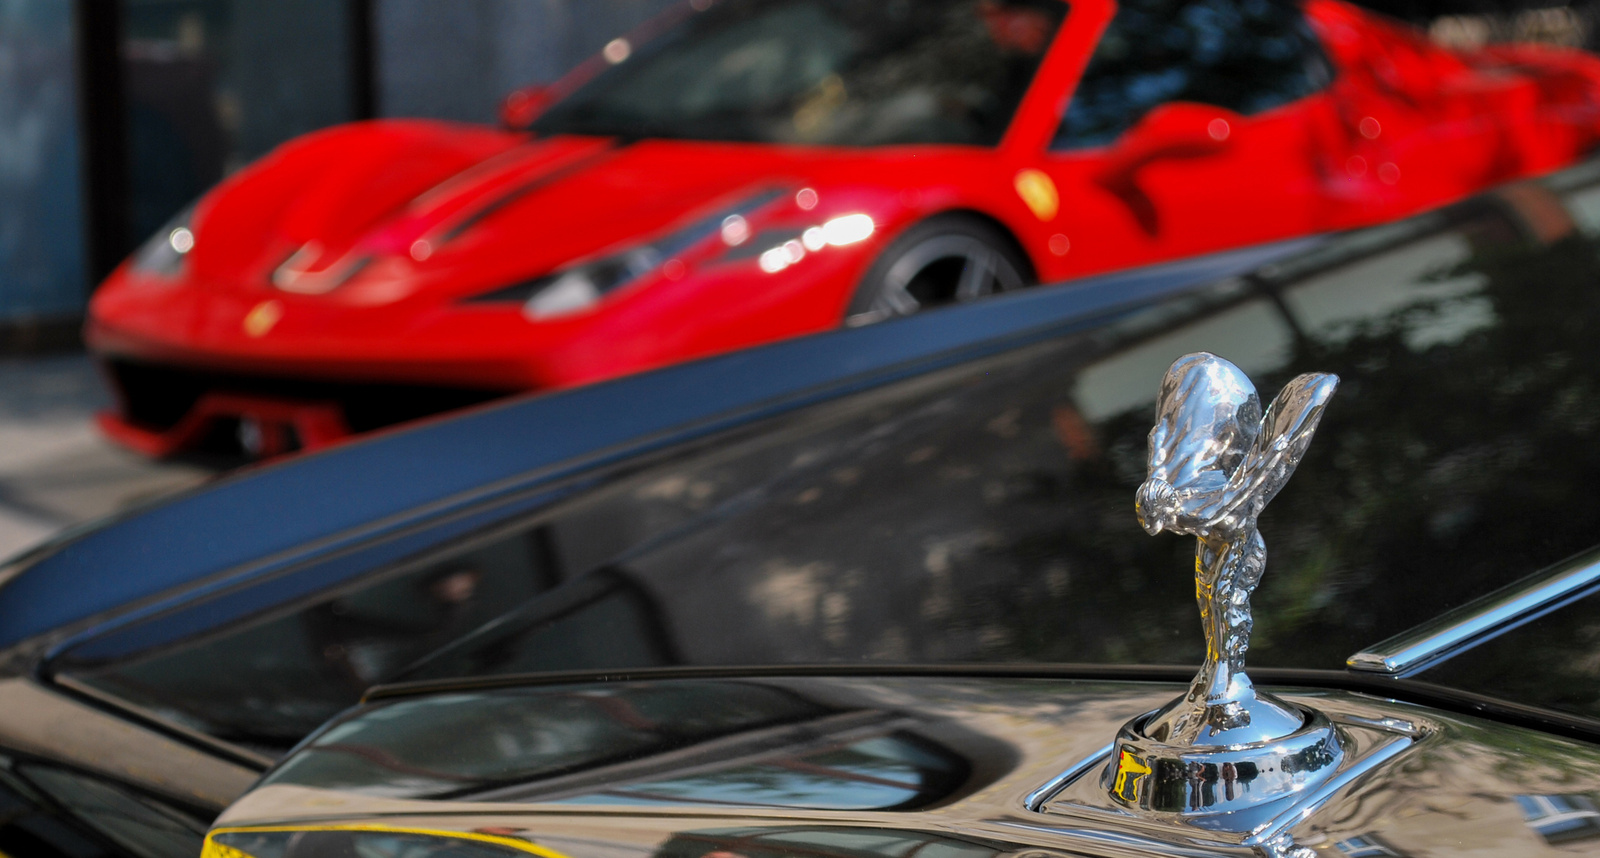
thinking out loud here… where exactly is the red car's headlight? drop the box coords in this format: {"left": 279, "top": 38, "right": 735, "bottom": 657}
{"left": 462, "top": 188, "right": 791, "bottom": 319}
{"left": 128, "top": 204, "right": 197, "bottom": 279}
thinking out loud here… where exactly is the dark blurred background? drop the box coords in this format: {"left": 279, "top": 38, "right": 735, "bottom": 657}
{"left": 0, "top": 0, "right": 1592, "bottom": 348}
{"left": 0, "top": 0, "right": 678, "bottom": 353}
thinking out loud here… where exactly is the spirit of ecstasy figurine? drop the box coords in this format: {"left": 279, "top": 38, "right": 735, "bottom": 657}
{"left": 1107, "top": 352, "right": 1344, "bottom": 820}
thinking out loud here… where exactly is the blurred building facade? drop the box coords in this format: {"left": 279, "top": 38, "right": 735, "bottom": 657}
{"left": 0, "top": 2, "right": 85, "bottom": 345}
{"left": 0, "top": 0, "right": 673, "bottom": 350}
{"left": 0, "top": 0, "right": 1588, "bottom": 350}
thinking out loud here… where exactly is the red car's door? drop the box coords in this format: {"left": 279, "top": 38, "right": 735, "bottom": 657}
{"left": 1307, "top": 1, "right": 1517, "bottom": 227}
{"left": 1031, "top": 0, "right": 1341, "bottom": 279}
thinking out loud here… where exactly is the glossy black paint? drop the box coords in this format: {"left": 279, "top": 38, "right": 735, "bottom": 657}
{"left": 214, "top": 674, "right": 1600, "bottom": 858}
{"left": 1418, "top": 583, "right": 1600, "bottom": 722}
{"left": 0, "top": 238, "right": 1307, "bottom": 652}
{"left": 12, "top": 159, "right": 1600, "bottom": 770}
{"left": 258, "top": 678, "right": 995, "bottom": 809}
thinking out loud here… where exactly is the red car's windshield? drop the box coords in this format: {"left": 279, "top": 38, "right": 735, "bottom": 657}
{"left": 1055, "top": 0, "right": 1331, "bottom": 149}
{"left": 532, "top": 0, "right": 1067, "bottom": 146}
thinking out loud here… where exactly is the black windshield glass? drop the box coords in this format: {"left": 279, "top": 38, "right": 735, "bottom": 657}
{"left": 1054, "top": 0, "right": 1328, "bottom": 149}
{"left": 532, "top": 0, "right": 1066, "bottom": 146}
{"left": 55, "top": 527, "right": 568, "bottom": 754}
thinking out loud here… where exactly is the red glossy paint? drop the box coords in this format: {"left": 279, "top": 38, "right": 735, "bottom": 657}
{"left": 87, "top": 0, "right": 1600, "bottom": 456}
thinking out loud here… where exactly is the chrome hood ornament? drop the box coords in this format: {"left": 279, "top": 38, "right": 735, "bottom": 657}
{"left": 1107, "top": 352, "right": 1343, "bottom": 817}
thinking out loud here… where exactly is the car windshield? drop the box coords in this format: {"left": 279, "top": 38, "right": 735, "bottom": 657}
{"left": 531, "top": 0, "right": 1067, "bottom": 146}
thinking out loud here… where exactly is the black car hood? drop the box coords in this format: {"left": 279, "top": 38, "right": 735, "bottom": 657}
{"left": 208, "top": 675, "right": 1600, "bottom": 857}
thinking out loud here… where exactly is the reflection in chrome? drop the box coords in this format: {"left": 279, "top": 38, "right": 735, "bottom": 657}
{"left": 1022, "top": 741, "right": 1112, "bottom": 811}
{"left": 1347, "top": 544, "right": 1600, "bottom": 675}
{"left": 1102, "top": 352, "right": 1345, "bottom": 853}
{"left": 1131, "top": 353, "right": 1340, "bottom": 747}
{"left": 1517, "top": 794, "right": 1600, "bottom": 844}
{"left": 1027, "top": 692, "right": 1420, "bottom": 858}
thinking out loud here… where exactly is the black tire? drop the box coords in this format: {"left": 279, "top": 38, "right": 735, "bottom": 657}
{"left": 845, "top": 214, "right": 1034, "bottom": 326}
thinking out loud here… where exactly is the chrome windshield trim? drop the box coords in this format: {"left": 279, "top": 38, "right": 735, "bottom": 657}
{"left": 1347, "top": 545, "right": 1600, "bottom": 675}
{"left": 1023, "top": 741, "right": 1113, "bottom": 811}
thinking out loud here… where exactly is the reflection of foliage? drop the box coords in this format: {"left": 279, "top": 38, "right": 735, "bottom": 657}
{"left": 980, "top": 209, "right": 1600, "bottom": 676}
{"left": 607, "top": 179, "right": 1600, "bottom": 719}
{"left": 1443, "top": 716, "right": 1600, "bottom": 784}
{"left": 1252, "top": 224, "right": 1600, "bottom": 669}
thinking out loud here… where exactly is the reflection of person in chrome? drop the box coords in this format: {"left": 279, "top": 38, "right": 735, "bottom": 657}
{"left": 1185, "top": 762, "right": 1206, "bottom": 811}
{"left": 1136, "top": 353, "right": 1338, "bottom": 745}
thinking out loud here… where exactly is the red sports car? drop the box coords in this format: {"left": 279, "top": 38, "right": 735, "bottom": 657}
{"left": 87, "top": 0, "right": 1600, "bottom": 457}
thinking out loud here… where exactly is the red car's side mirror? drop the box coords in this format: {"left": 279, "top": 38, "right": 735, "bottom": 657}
{"left": 1097, "top": 102, "right": 1239, "bottom": 188}
{"left": 501, "top": 85, "right": 556, "bottom": 129}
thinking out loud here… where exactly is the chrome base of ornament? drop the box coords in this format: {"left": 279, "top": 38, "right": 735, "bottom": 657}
{"left": 1029, "top": 692, "right": 1428, "bottom": 858}
{"left": 1102, "top": 696, "right": 1345, "bottom": 816}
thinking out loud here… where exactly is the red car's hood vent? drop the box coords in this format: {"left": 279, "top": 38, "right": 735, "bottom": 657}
{"left": 186, "top": 124, "right": 823, "bottom": 297}
{"left": 188, "top": 126, "right": 628, "bottom": 287}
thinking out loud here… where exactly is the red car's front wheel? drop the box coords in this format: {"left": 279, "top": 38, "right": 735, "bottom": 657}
{"left": 846, "top": 214, "right": 1033, "bottom": 326}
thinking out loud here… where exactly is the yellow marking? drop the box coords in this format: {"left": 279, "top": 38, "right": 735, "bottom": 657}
{"left": 1112, "top": 748, "right": 1152, "bottom": 803}
{"left": 201, "top": 839, "right": 255, "bottom": 858}
{"left": 207, "top": 824, "right": 577, "bottom": 858}
{"left": 1014, "top": 168, "right": 1059, "bottom": 221}
{"left": 243, "top": 300, "right": 284, "bottom": 338}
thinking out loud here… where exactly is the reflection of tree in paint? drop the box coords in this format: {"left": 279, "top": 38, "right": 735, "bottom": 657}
{"left": 624, "top": 179, "right": 1600, "bottom": 686}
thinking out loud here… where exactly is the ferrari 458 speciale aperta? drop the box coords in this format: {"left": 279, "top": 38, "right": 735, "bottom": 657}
{"left": 87, "top": 0, "right": 1600, "bottom": 457}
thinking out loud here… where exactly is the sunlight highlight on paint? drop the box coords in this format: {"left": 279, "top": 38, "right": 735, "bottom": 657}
{"left": 821, "top": 214, "right": 874, "bottom": 246}
{"left": 721, "top": 215, "right": 750, "bottom": 246}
